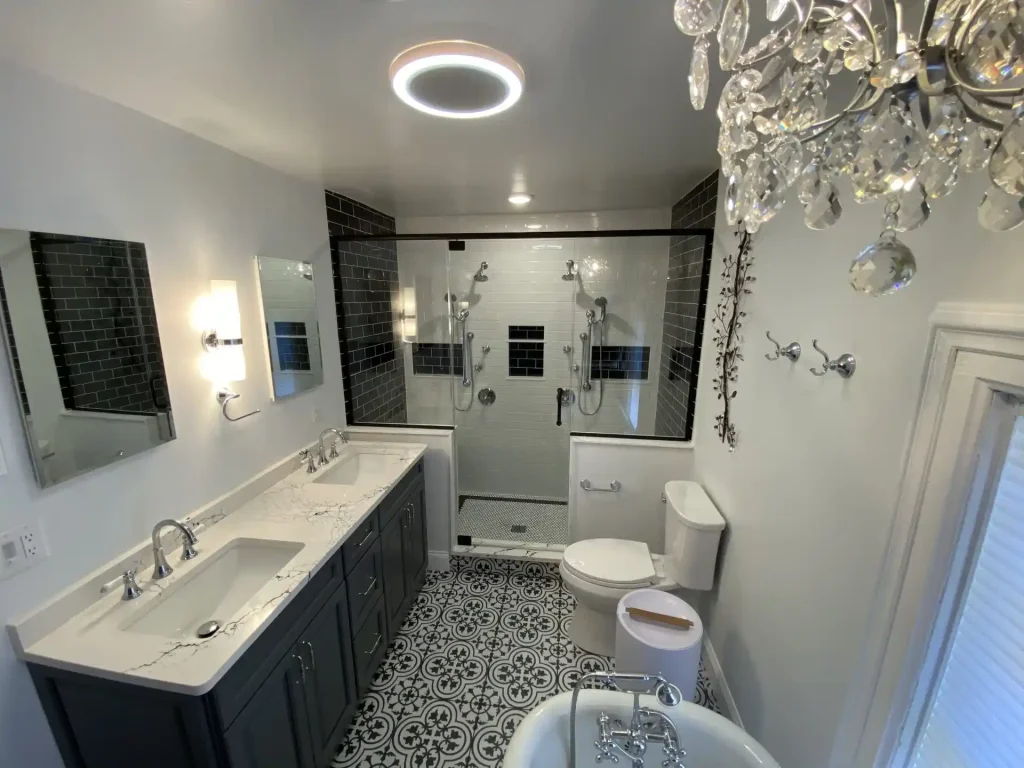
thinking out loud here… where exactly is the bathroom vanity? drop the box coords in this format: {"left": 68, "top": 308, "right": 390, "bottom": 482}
{"left": 8, "top": 443, "right": 428, "bottom": 768}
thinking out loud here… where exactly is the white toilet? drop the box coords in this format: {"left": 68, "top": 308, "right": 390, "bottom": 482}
{"left": 560, "top": 480, "right": 726, "bottom": 657}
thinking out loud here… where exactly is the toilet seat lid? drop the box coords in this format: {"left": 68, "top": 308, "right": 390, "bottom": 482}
{"left": 563, "top": 539, "right": 656, "bottom": 587}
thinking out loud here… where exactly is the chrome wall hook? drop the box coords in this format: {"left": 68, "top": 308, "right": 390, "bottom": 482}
{"left": 809, "top": 340, "right": 856, "bottom": 378}
{"left": 217, "top": 388, "right": 261, "bottom": 421}
{"left": 765, "top": 331, "right": 801, "bottom": 362}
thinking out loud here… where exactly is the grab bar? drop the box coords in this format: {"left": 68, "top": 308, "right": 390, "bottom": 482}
{"left": 580, "top": 479, "right": 621, "bottom": 492}
{"left": 462, "top": 327, "right": 473, "bottom": 387}
{"left": 579, "top": 331, "right": 591, "bottom": 391}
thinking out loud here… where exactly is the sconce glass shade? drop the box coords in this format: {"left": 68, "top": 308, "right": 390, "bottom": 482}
{"left": 207, "top": 280, "right": 246, "bottom": 383}
{"left": 401, "top": 286, "right": 417, "bottom": 341}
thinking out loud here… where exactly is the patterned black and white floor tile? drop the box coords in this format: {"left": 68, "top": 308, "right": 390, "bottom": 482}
{"left": 457, "top": 497, "right": 569, "bottom": 545}
{"left": 334, "top": 556, "right": 721, "bottom": 768}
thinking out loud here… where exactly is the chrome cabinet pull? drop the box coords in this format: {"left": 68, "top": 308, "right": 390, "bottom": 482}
{"left": 580, "top": 479, "right": 622, "bottom": 493}
{"left": 303, "top": 641, "right": 316, "bottom": 671}
{"left": 365, "top": 634, "right": 382, "bottom": 656}
{"left": 359, "top": 577, "right": 378, "bottom": 596}
{"left": 356, "top": 526, "right": 373, "bottom": 548}
{"left": 293, "top": 654, "right": 306, "bottom": 685}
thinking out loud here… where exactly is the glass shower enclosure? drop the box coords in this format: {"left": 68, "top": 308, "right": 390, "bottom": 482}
{"left": 333, "top": 228, "right": 712, "bottom": 555}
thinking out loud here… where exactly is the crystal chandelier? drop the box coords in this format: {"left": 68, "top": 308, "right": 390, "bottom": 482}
{"left": 675, "top": 0, "right": 1024, "bottom": 295}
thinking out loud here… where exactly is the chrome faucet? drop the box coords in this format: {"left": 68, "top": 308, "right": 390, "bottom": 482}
{"left": 570, "top": 672, "right": 685, "bottom": 768}
{"left": 151, "top": 519, "right": 199, "bottom": 580}
{"left": 317, "top": 428, "right": 347, "bottom": 466}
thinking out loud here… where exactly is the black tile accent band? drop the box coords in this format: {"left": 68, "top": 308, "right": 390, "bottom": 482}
{"left": 411, "top": 343, "right": 463, "bottom": 376}
{"left": 590, "top": 345, "right": 650, "bottom": 380}
{"left": 509, "top": 341, "right": 544, "bottom": 377}
{"left": 509, "top": 325, "right": 544, "bottom": 340}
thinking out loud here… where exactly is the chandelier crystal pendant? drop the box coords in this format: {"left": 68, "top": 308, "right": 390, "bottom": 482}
{"left": 674, "top": 0, "right": 1024, "bottom": 295}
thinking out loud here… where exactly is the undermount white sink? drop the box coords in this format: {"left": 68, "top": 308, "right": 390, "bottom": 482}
{"left": 121, "top": 538, "right": 304, "bottom": 639}
{"left": 505, "top": 690, "right": 780, "bottom": 768}
{"left": 313, "top": 450, "right": 400, "bottom": 486}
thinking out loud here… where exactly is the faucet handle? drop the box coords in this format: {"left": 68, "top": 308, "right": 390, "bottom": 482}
{"left": 101, "top": 570, "right": 143, "bottom": 601}
{"left": 329, "top": 440, "right": 339, "bottom": 459}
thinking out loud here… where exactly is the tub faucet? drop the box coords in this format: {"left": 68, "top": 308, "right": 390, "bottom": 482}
{"left": 318, "top": 427, "right": 348, "bottom": 465}
{"left": 151, "top": 519, "right": 199, "bottom": 580}
{"left": 570, "top": 672, "right": 684, "bottom": 768}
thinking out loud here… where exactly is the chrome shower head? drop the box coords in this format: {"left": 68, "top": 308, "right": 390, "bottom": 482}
{"left": 561, "top": 260, "right": 576, "bottom": 281}
{"left": 473, "top": 261, "right": 489, "bottom": 281}
{"left": 594, "top": 296, "right": 608, "bottom": 322}
{"left": 654, "top": 680, "right": 683, "bottom": 707}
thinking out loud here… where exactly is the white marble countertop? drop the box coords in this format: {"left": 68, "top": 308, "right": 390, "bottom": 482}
{"left": 7, "top": 441, "right": 426, "bottom": 695}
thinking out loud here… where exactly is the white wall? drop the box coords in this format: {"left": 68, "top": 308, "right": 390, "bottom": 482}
{"left": 0, "top": 62, "right": 343, "bottom": 766}
{"left": 568, "top": 436, "right": 696, "bottom": 553}
{"left": 398, "top": 209, "right": 670, "bottom": 500}
{"left": 693, "top": 171, "right": 1024, "bottom": 768}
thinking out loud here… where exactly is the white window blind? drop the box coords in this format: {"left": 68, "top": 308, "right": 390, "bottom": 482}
{"left": 909, "top": 411, "right": 1024, "bottom": 768}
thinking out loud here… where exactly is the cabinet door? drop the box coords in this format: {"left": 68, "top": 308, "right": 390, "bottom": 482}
{"left": 380, "top": 512, "right": 406, "bottom": 636}
{"left": 300, "top": 583, "right": 358, "bottom": 768}
{"left": 225, "top": 652, "right": 313, "bottom": 768}
{"left": 402, "top": 487, "right": 428, "bottom": 592}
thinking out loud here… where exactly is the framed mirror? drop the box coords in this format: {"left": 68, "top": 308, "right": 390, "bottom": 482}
{"left": 255, "top": 256, "right": 324, "bottom": 400}
{"left": 0, "top": 229, "right": 174, "bottom": 487}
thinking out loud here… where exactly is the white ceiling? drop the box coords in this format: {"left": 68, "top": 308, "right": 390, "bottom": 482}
{"left": 0, "top": 0, "right": 724, "bottom": 216}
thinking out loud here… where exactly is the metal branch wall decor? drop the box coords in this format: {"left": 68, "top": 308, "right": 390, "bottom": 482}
{"left": 712, "top": 229, "right": 755, "bottom": 451}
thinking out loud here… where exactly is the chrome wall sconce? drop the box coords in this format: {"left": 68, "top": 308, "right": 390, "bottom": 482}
{"left": 764, "top": 331, "right": 801, "bottom": 362}
{"left": 809, "top": 339, "right": 856, "bottom": 379}
{"left": 201, "top": 280, "right": 260, "bottom": 422}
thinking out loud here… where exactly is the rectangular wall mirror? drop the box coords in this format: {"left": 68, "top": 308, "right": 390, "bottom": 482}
{"left": 255, "top": 255, "right": 324, "bottom": 400}
{"left": 0, "top": 229, "right": 174, "bottom": 487}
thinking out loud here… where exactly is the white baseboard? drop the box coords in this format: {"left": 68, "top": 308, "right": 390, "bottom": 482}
{"left": 427, "top": 550, "right": 451, "bottom": 571}
{"left": 703, "top": 635, "right": 744, "bottom": 730}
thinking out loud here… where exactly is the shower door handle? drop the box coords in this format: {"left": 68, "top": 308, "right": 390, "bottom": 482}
{"left": 556, "top": 388, "right": 565, "bottom": 426}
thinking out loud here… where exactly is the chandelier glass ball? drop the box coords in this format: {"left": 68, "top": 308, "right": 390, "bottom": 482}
{"left": 674, "top": 0, "right": 1024, "bottom": 296}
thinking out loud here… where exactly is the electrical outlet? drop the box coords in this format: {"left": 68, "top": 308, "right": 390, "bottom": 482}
{"left": 0, "top": 521, "right": 48, "bottom": 580}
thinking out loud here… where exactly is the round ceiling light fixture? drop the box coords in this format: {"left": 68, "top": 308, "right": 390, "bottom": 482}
{"left": 390, "top": 40, "right": 524, "bottom": 119}
{"left": 508, "top": 193, "right": 533, "bottom": 205}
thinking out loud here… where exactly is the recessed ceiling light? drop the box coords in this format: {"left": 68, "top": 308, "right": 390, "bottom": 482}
{"left": 508, "top": 193, "right": 533, "bottom": 205}
{"left": 390, "top": 40, "right": 524, "bottom": 119}
{"left": 525, "top": 223, "right": 543, "bottom": 230}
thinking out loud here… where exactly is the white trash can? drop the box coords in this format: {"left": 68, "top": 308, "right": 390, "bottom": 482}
{"left": 614, "top": 589, "right": 703, "bottom": 702}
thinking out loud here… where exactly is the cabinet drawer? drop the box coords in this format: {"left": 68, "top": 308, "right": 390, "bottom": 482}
{"left": 351, "top": 600, "right": 387, "bottom": 694}
{"left": 346, "top": 539, "right": 384, "bottom": 630}
{"left": 377, "top": 460, "right": 424, "bottom": 527}
{"left": 341, "top": 513, "right": 379, "bottom": 576}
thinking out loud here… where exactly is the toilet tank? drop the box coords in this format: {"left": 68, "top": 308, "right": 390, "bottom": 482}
{"left": 663, "top": 481, "right": 726, "bottom": 590}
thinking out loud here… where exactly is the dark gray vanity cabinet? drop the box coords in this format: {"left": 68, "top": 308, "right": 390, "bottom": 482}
{"left": 224, "top": 650, "right": 314, "bottom": 768}
{"left": 380, "top": 471, "right": 427, "bottom": 642}
{"left": 28, "top": 459, "right": 427, "bottom": 768}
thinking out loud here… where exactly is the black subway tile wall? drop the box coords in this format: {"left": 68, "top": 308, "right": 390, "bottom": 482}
{"left": 411, "top": 343, "right": 463, "bottom": 376}
{"left": 655, "top": 171, "right": 718, "bottom": 439}
{"left": 30, "top": 233, "right": 169, "bottom": 414}
{"left": 591, "top": 345, "right": 650, "bottom": 380}
{"left": 509, "top": 325, "right": 544, "bottom": 340}
{"left": 327, "top": 191, "right": 408, "bottom": 424}
{"left": 509, "top": 341, "right": 544, "bottom": 377}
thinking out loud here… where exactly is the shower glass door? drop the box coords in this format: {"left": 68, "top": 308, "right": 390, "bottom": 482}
{"left": 450, "top": 238, "right": 578, "bottom": 551}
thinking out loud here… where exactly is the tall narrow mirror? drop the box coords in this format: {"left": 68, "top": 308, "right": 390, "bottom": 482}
{"left": 255, "top": 256, "right": 324, "bottom": 399}
{"left": 0, "top": 229, "right": 174, "bottom": 487}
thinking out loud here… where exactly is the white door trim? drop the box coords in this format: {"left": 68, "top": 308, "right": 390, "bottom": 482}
{"left": 829, "top": 302, "right": 1024, "bottom": 768}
